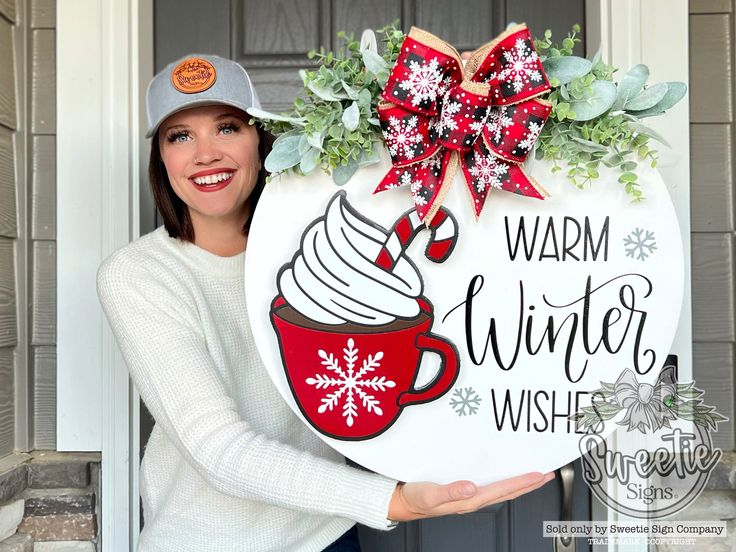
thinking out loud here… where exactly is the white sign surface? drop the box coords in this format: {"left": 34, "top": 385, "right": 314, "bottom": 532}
{"left": 245, "top": 151, "right": 684, "bottom": 484}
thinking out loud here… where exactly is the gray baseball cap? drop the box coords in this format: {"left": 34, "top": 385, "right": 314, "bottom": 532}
{"left": 145, "top": 53, "right": 261, "bottom": 138}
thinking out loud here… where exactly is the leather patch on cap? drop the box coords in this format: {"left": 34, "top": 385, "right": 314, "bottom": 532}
{"left": 170, "top": 57, "right": 217, "bottom": 94}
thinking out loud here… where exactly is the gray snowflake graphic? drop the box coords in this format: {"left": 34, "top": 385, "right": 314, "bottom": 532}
{"left": 624, "top": 228, "right": 657, "bottom": 261}
{"left": 449, "top": 387, "right": 482, "bottom": 416}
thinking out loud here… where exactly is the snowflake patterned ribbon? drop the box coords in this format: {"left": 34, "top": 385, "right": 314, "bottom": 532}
{"left": 377, "top": 25, "right": 553, "bottom": 224}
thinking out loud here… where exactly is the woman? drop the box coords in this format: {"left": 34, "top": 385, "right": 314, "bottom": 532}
{"left": 97, "top": 54, "right": 554, "bottom": 552}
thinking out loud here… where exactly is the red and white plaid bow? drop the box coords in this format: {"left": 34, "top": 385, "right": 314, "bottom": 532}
{"left": 376, "top": 25, "right": 553, "bottom": 223}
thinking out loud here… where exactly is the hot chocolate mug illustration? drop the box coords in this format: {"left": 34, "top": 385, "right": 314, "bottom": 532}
{"left": 270, "top": 191, "right": 461, "bottom": 440}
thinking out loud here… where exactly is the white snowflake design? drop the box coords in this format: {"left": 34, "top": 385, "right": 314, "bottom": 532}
{"left": 469, "top": 153, "right": 508, "bottom": 192}
{"left": 398, "top": 170, "right": 423, "bottom": 194}
{"left": 485, "top": 107, "right": 514, "bottom": 143}
{"left": 623, "top": 228, "right": 658, "bottom": 261}
{"left": 399, "top": 58, "right": 445, "bottom": 107}
{"left": 517, "top": 121, "right": 543, "bottom": 152}
{"left": 498, "top": 38, "right": 543, "bottom": 93}
{"left": 383, "top": 115, "right": 424, "bottom": 160}
{"left": 306, "top": 338, "right": 396, "bottom": 428}
{"left": 449, "top": 387, "right": 482, "bottom": 416}
{"left": 430, "top": 94, "right": 462, "bottom": 137}
{"left": 420, "top": 154, "right": 443, "bottom": 174}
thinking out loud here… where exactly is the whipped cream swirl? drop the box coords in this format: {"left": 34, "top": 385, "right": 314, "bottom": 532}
{"left": 278, "top": 193, "right": 422, "bottom": 325}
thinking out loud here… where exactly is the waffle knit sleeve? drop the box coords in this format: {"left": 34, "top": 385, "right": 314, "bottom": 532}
{"left": 96, "top": 250, "right": 398, "bottom": 530}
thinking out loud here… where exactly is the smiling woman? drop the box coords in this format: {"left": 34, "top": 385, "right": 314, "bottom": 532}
{"left": 148, "top": 105, "right": 270, "bottom": 256}
{"left": 94, "top": 53, "right": 553, "bottom": 552}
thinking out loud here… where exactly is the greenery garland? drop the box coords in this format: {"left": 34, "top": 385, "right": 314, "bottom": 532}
{"left": 250, "top": 23, "right": 686, "bottom": 199}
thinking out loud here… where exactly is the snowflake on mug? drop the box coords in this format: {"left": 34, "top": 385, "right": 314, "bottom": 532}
{"left": 517, "top": 121, "right": 543, "bottom": 152}
{"left": 306, "top": 338, "right": 396, "bottom": 428}
{"left": 485, "top": 107, "right": 514, "bottom": 143}
{"left": 383, "top": 115, "right": 424, "bottom": 160}
{"left": 399, "top": 57, "right": 445, "bottom": 107}
{"left": 623, "top": 228, "right": 657, "bottom": 261}
{"left": 498, "top": 37, "right": 543, "bottom": 93}
{"left": 469, "top": 153, "right": 508, "bottom": 192}
{"left": 449, "top": 387, "right": 482, "bottom": 416}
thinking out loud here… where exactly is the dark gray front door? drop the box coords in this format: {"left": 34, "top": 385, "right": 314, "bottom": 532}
{"left": 147, "top": 1, "right": 593, "bottom": 550}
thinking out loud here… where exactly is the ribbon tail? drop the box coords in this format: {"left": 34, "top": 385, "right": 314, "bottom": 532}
{"left": 502, "top": 164, "right": 548, "bottom": 200}
{"left": 423, "top": 150, "right": 457, "bottom": 225}
{"left": 459, "top": 142, "right": 494, "bottom": 219}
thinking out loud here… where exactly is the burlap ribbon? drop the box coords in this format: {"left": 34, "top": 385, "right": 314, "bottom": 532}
{"left": 376, "top": 25, "right": 553, "bottom": 223}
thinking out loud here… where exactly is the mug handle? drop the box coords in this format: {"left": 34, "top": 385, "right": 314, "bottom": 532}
{"left": 397, "top": 332, "right": 459, "bottom": 407}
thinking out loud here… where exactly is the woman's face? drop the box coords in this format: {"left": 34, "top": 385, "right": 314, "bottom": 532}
{"left": 158, "top": 105, "right": 260, "bottom": 231}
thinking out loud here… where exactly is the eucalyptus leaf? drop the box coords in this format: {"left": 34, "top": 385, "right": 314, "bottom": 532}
{"left": 360, "top": 29, "right": 378, "bottom": 53}
{"left": 612, "top": 64, "right": 649, "bottom": 111}
{"left": 570, "top": 136, "right": 609, "bottom": 152}
{"left": 628, "top": 82, "right": 687, "bottom": 118}
{"left": 341, "top": 81, "right": 360, "bottom": 100}
{"left": 359, "top": 146, "right": 381, "bottom": 166}
{"left": 307, "top": 130, "right": 325, "bottom": 151}
{"left": 246, "top": 107, "right": 306, "bottom": 126}
{"left": 298, "top": 69, "right": 308, "bottom": 85}
{"left": 362, "top": 49, "right": 388, "bottom": 76}
{"left": 298, "top": 133, "right": 310, "bottom": 156}
{"left": 625, "top": 82, "right": 669, "bottom": 111}
{"left": 367, "top": 117, "right": 381, "bottom": 126}
{"left": 542, "top": 56, "right": 592, "bottom": 85}
{"left": 332, "top": 158, "right": 360, "bottom": 185}
{"left": 357, "top": 88, "right": 373, "bottom": 108}
{"left": 307, "top": 81, "right": 345, "bottom": 102}
{"left": 627, "top": 121, "right": 672, "bottom": 148}
{"left": 602, "top": 153, "right": 625, "bottom": 167}
{"left": 569, "top": 80, "right": 617, "bottom": 121}
{"left": 559, "top": 84, "right": 570, "bottom": 101}
{"left": 342, "top": 101, "right": 361, "bottom": 131}
{"left": 299, "top": 147, "right": 321, "bottom": 174}
{"left": 265, "top": 135, "right": 303, "bottom": 172}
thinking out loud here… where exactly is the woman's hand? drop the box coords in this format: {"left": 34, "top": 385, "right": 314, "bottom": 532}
{"left": 388, "top": 471, "right": 555, "bottom": 521}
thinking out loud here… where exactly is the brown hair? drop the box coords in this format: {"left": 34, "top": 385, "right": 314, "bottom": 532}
{"left": 148, "top": 122, "right": 274, "bottom": 242}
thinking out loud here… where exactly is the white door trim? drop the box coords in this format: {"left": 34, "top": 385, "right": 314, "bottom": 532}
{"left": 57, "top": 0, "right": 149, "bottom": 550}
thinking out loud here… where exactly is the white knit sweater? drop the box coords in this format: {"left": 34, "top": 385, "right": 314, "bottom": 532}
{"left": 97, "top": 226, "right": 398, "bottom": 552}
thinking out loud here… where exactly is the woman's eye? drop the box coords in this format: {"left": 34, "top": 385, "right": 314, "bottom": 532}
{"left": 219, "top": 122, "right": 240, "bottom": 135}
{"left": 167, "top": 131, "right": 189, "bottom": 143}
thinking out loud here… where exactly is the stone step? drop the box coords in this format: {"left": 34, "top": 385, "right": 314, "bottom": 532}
{"left": 0, "top": 467, "right": 28, "bottom": 505}
{"left": 0, "top": 533, "right": 33, "bottom": 552}
{"left": 33, "top": 542, "right": 95, "bottom": 552}
{"left": 17, "top": 514, "right": 95, "bottom": 542}
{"left": 20, "top": 489, "right": 94, "bottom": 517}
{"left": 26, "top": 453, "right": 99, "bottom": 491}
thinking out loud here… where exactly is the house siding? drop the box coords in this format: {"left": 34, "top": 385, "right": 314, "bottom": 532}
{"left": 690, "top": 0, "right": 736, "bottom": 450}
{"left": 0, "top": 0, "right": 17, "bottom": 459}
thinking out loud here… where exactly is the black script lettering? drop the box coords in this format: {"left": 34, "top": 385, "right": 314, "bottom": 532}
{"left": 563, "top": 217, "right": 582, "bottom": 261}
{"left": 490, "top": 390, "right": 586, "bottom": 433}
{"left": 504, "top": 216, "right": 610, "bottom": 262}
{"left": 540, "top": 218, "right": 560, "bottom": 260}
{"left": 444, "top": 273, "right": 655, "bottom": 381}
{"left": 585, "top": 217, "right": 609, "bottom": 261}
{"left": 505, "top": 216, "right": 539, "bottom": 261}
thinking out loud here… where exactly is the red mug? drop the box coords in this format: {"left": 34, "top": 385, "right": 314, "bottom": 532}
{"left": 270, "top": 295, "right": 460, "bottom": 440}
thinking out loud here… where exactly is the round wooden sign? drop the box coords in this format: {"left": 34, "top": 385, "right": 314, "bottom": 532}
{"left": 245, "top": 151, "right": 684, "bottom": 484}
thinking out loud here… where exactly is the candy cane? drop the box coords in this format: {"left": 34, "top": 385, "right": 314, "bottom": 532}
{"left": 375, "top": 207, "right": 458, "bottom": 271}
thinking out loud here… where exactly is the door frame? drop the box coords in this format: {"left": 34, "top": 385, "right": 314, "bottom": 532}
{"left": 55, "top": 2, "right": 690, "bottom": 551}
